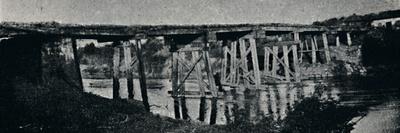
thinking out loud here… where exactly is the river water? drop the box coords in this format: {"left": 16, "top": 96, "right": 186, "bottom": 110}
{"left": 82, "top": 78, "right": 400, "bottom": 132}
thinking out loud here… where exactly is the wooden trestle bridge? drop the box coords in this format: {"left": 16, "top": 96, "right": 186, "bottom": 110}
{"left": 0, "top": 22, "right": 363, "bottom": 124}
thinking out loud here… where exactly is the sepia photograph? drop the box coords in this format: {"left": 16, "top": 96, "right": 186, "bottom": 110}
{"left": 1, "top": 0, "right": 400, "bottom": 132}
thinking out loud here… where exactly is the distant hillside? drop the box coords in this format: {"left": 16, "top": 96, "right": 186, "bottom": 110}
{"left": 312, "top": 9, "right": 400, "bottom": 27}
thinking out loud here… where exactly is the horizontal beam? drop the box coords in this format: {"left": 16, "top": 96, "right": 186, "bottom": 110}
{"left": 1, "top": 22, "right": 327, "bottom": 37}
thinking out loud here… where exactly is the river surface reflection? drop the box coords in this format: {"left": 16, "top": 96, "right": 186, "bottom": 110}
{"left": 82, "top": 78, "right": 400, "bottom": 132}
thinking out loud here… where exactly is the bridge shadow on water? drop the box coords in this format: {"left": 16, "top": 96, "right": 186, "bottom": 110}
{"left": 81, "top": 75, "right": 400, "bottom": 132}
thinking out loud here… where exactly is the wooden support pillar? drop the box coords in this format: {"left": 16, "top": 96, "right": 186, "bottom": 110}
{"left": 239, "top": 39, "right": 249, "bottom": 87}
{"left": 203, "top": 42, "right": 218, "bottom": 125}
{"left": 310, "top": 38, "right": 317, "bottom": 64}
{"left": 193, "top": 51, "right": 206, "bottom": 121}
{"left": 135, "top": 39, "right": 150, "bottom": 112}
{"left": 112, "top": 44, "right": 121, "bottom": 99}
{"left": 294, "top": 32, "right": 303, "bottom": 63}
{"left": 230, "top": 41, "right": 237, "bottom": 84}
{"left": 347, "top": 32, "right": 352, "bottom": 46}
{"left": 305, "top": 39, "right": 309, "bottom": 50}
{"left": 178, "top": 53, "right": 189, "bottom": 120}
{"left": 282, "top": 45, "right": 290, "bottom": 81}
{"left": 71, "top": 38, "right": 84, "bottom": 90}
{"left": 123, "top": 41, "right": 134, "bottom": 99}
{"left": 322, "top": 33, "right": 331, "bottom": 63}
{"left": 264, "top": 47, "right": 270, "bottom": 74}
{"left": 272, "top": 46, "right": 279, "bottom": 77}
{"left": 292, "top": 45, "right": 300, "bottom": 82}
{"left": 336, "top": 35, "right": 340, "bottom": 47}
{"left": 249, "top": 38, "right": 262, "bottom": 120}
{"left": 313, "top": 35, "right": 319, "bottom": 51}
{"left": 293, "top": 32, "right": 300, "bottom": 42}
{"left": 221, "top": 45, "right": 228, "bottom": 83}
{"left": 249, "top": 38, "right": 261, "bottom": 89}
{"left": 171, "top": 51, "right": 181, "bottom": 119}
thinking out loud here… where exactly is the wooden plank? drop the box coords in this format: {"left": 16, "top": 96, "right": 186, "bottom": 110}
{"left": 299, "top": 50, "right": 326, "bottom": 52}
{"left": 336, "top": 35, "right": 340, "bottom": 47}
{"left": 347, "top": 32, "right": 352, "bottom": 46}
{"left": 305, "top": 39, "right": 309, "bottom": 50}
{"left": 193, "top": 51, "right": 206, "bottom": 121}
{"left": 112, "top": 45, "right": 121, "bottom": 99}
{"left": 266, "top": 48, "right": 296, "bottom": 77}
{"left": 292, "top": 45, "right": 300, "bottom": 82}
{"left": 178, "top": 53, "right": 189, "bottom": 120}
{"left": 296, "top": 32, "right": 303, "bottom": 64}
{"left": 135, "top": 40, "right": 150, "bottom": 112}
{"left": 193, "top": 51, "right": 205, "bottom": 97}
{"left": 272, "top": 46, "right": 279, "bottom": 77}
{"left": 322, "top": 33, "right": 331, "bottom": 63}
{"left": 239, "top": 39, "right": 249, "bottom": 87}
{"left": 313, "top": 35, "right": 319, "bottom": 51}
{"left": 282, "top": 45, "right": 290, "bottom": 81}
{"left": 203, "top": 42, "right": 218, "bottom": 125}
{"left": 71, "top": 38, "right": 84, "bottom": 91}
{"left": 230, "top": 41, "right": 237, "bottom": 84}
{"left": 171, "top": 51, "right": 181, "bottom": 119}
{"left": 249, "top": 38, "right": 261, "bottom": 90}
{"left": 177, "top": 47, "right": 202, "bottom": 52}
{"left": 123, "top": 41, "right": 134, "bottom": 99}
{"left": 310, "top": 38, "right": 317, "bottom": 64}
{"left": 299, "top": 42, "right": 303, "bottom": 63}
{"left": 264, "top": 47, "right": 270, "bottom": 74}
{"left": 293, "top": 32, "right": 300, "bottom": 42}
{"left": 221, "top": 45, "right": 228, "bottom": 83}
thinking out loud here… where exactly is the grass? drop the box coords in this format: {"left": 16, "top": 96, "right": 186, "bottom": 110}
{"left": 2, "top": 77, "right": 190, "bottom": 133}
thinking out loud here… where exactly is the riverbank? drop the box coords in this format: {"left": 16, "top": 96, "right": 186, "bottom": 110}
{"left": 1, "top": 79, "right": 190, "bottom": 133}
{"left": 2, "top": 77, "right": 367, "bottom": 133}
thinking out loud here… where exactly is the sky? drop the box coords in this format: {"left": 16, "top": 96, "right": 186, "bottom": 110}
{"left": 1, "top": 0, "right": 399, "bottom": 25}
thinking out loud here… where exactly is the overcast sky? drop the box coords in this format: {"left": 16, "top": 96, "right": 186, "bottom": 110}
{"left": 1, "top": 0, "right": 399, "bottom": 25}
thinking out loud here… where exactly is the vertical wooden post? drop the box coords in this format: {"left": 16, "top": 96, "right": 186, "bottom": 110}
{"left": 178, "top": 53, "right": 189, "bottom": 120}
{"left": 282, "top": 45, "right": 290, "bottom": 81}
{"left": 230, "top": 41, "right": 237, "bottom": 84}
{"left": 264, "top": 47, "right": 270, "bottom": 74}
{"left": 313, "top": 35, "right": 319, "bottom": 51}
{"left": 336, "top": 35, "right": 340, "bottom": 47}
{"left": 193, "top": 51, "right": 206, "bottom": 121}
{"left": 221, "top": 44, "right": 228, "bottom": 83}
{"left": 135, "top": 39, "right": 150, "bottom": 112}
{"left": 347, "top": 32, "right": 352, "bottom": 46}
{"left": 322, "top": 33, "right": 331, "bottom": 63}
{"left": 272, "top": 46, "right": 279, "bottom": 77}
{"left": 293, "top": 32, "right": 300, "bottom": 42}
{"left": 249, "top": 38, "right": 262, "bottom": 120}
{"left": 203, "top": 41, "right": 218, "bottom": 125}
{"left": 305, "top": 39, "right": 309, "bottom": 50}
{"left": 71, "top": 38, "right": 84, "bottom": 90}
{"left": 294, "top": 32, "right": 303, "bottom": 63}
{"left": 112, "top": 44, "right": 121, "bottom": 99}
{"left": 171, "top": 51, "right": 181, "bottom": 119}
{"left": 292, "top": 45, "right": 300, "bottom": 82}
{"left": 239, "top": 39, "right": 249, "bottom": 87}
{"left": 123, "top": 41, "right": 134, "bottom": 99}
{"left": 249, "top": 38, "right": 261, "bottom": 89}
{"left": 311, "top": 38, "right": 317, "bottom": 64}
